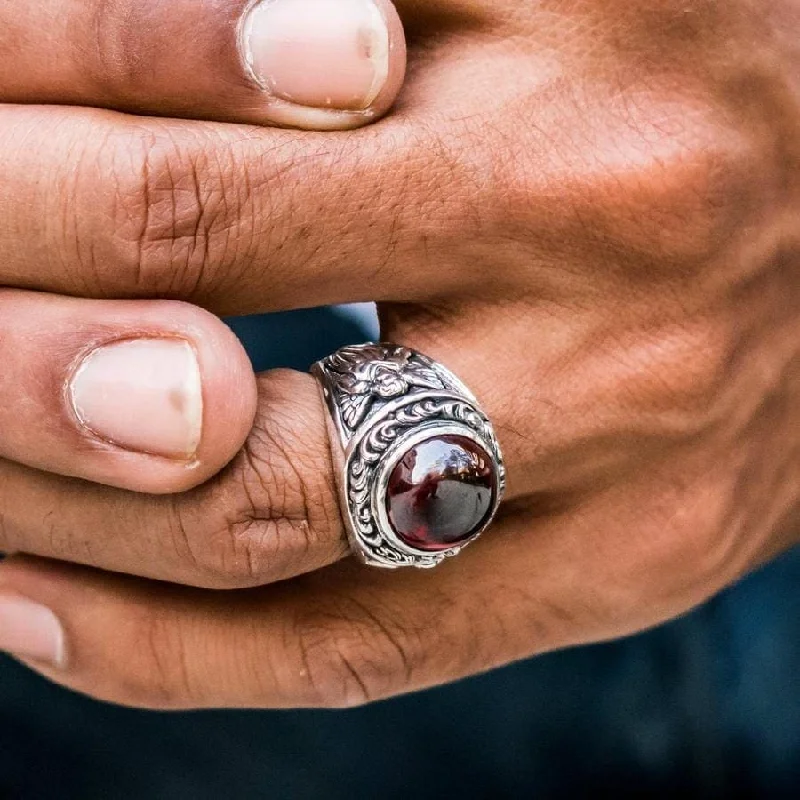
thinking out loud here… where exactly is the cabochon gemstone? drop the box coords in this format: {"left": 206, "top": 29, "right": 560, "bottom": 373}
{"left": 385, "top": 434, "right": 496, "bottom": 552}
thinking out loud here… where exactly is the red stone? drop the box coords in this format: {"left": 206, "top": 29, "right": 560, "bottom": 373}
{"left": 385, "top": 435, "right": 496, "bottom": 552}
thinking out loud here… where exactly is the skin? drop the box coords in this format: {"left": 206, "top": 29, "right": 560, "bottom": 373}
{"left": 0, "top": 0, "right": 797, "bottom": 708}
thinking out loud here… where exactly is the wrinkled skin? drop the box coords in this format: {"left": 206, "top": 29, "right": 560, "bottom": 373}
{"left": 0, "top": 0, "right": 797, "bottom": 709}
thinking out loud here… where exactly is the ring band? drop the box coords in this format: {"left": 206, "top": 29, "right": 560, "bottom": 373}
{"left": 312, "top": 343, "right": 505, "bottom": 569}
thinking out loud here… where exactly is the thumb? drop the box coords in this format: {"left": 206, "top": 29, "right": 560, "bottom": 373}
{"left": 0, "top": 0, "right": 407, "bottom": 131}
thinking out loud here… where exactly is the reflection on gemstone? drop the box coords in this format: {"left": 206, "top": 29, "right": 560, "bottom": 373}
{"left": 385, "top": 435, "right": 497, "bottom": 552}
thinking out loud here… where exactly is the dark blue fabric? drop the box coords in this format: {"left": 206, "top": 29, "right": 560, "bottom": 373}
{"left": 0, "top": 309, "right": 796, "bottom": 799}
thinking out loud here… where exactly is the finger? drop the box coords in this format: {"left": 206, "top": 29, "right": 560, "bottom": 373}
{"left": 0, "top": 370, "right": 347, "bottom": 589}
{"left": 0, "top": 0, "right": 406, "bottom": 130}
{"left": 0, "top": 540, "right": 549, "bottom": 710}
{"left": 0, "top": 317, "right": 539, "bottom": 591}
{"left": 0, "top": 309, "right": 540, "bottom": 591}
{"left": 0, "top": 290, "right": 256, "bottom": 494}
{"left": 0, "top": 449, "right": 751, "bottom": 710}
{"left": 0, "top": 102, "right": 469, "bottom": 315}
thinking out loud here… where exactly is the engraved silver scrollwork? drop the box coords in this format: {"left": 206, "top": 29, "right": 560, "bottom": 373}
{"left": 312, "top": 343, "right": 506, "bottom": 569}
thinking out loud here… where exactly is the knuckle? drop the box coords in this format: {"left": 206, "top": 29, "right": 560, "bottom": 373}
{"left": 165, "top": 498, "right": 255, "bottom": 589}
{"left": 650, "top": 324, "right": 735, "bottom": 429}
{"left": 593, "top": 318, "right": 736, "bottom": 438}
{"left": 87, "top": 4, "right": 178, "bottom": 105}
{"left": 494, "top": 94, "right": 765, "bottom": 276}
{"left": 171, "top": 374, "right": 344, "bottom": 588}
{"left": 171, "top": 506, "right": 318, "bottom": 590}
{"left": 88, "top": 2, "right": 145, "bottom": 100}
{"left": 291, "top": 600, "right": 421, "bottom": 709}
{"left": 603, "top": 119, "right": 759, "bottom": 270}
{"left": 100, "top": 128, "right": 242, "bottom": 299}
{"left": 678, "top": 500, "right": 741, "bottom": 593}
{"left": 628, "top": 472, "right": 743, "bottom": 611}
{"left": 96, "top": 604, "right": 194, "bottom": 710}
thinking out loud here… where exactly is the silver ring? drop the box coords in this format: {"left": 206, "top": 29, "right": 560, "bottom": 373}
{"left": 312, "top": 343, "right": 506, "bottom": 569}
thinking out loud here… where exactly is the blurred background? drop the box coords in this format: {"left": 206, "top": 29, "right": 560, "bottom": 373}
{"left": 1, "top": 307, "right": 797, "bottom": 799}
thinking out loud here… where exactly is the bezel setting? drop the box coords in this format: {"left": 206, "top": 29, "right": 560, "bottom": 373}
{"left": 313, "top": 344, "right": 505, "bottom": 569}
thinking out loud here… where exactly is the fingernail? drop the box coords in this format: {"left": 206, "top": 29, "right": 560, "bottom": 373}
{"left": 70, "top": 339, "right": 203, "bottom": 460}
{"left": 0, "top": 593, "right": 64, "bottom": 667}
{"left": 241, "top": 0, "right": 390, "bottom": 111}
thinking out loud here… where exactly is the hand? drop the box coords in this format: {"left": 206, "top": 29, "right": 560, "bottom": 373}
{"left": 0, "top": 0, "right": 797, "bottom": 709}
